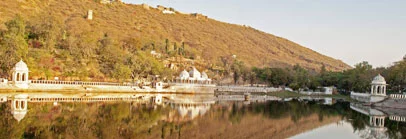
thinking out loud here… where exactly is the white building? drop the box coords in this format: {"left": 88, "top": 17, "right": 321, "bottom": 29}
{"left": 351, "top": 74, "right": 388, "bottom": 103}
{"left": 175, "top": 67, "right": 212, "bottom": 84}
{"left": 152, "top": 81, "right": 163, "bottom": 90}
{"left": 12, "top": 60, "right": 30, "bottom": 89}
{"left": 162, "top": 10, "right": 175, "bottom": 14}
{"left": 11, "top": 94, "right": 29, "bottom": 122}
{"left": 0, "top": 78, "right": 7, "bottom": 84}
{"left": 371, "top": 74, "right": 387, "bottom": 96}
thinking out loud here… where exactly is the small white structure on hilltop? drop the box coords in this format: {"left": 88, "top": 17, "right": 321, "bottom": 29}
{"left": 175, "top": 67, "right": 212, "bottom": 84}
{"left": 12, "top": 60, "right": 29, "bottom": 89}
{"left": 371, "top": 74, "right": 387, "bottom": 96}
{"left": 11, "top": 94, "right": 29, "bottom": 122}
{"left": 162, "top": 10, "right": 175, "bottom": 14}
{"left": 351, "top": 74, "right": 387, "bottom": 103}
{"left": 87, "top": 10, "right": 93, "bottom": 20}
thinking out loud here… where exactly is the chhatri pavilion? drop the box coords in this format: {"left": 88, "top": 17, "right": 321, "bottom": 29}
{"left": 175, "top": 67, "right": 212, "bottom": 84}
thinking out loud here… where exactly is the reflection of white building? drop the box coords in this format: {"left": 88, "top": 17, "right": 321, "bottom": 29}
{"left": 0, "top": 96, "right": 7, "bottom": 102}
{"left": 175, "top": 67, "right": 212, "bottom": 84}
{"left": 350, "top": 103, "right": 389, "bottom": 139}
{"left": 151, "top": 94, "right": 163, "bottom": 105}
{"left": 11, "top": 94, "right": 29, "bottom": 122}
{"left": 356, "top": 115, "right": 389, "bottom": 139}
{"left": 175, "top": 104, "right": 211, "bottom": 119}
{"left": 164, "top": 95, "right": 215, "bottom": 121}
{"left": 12, "top": 60, "right": 30, "bottom": 89}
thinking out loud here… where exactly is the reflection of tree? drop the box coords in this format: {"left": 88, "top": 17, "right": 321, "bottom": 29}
{"left": 229, "top": 103, "right": 245, "bottom": 124}
{"left": 345, "top": 110, "right": 368, "bottom": 132}
{"left": 0, "top": 100, "right": 405, "bottom": 138}
{"left": 246, "top": 100, "right": 348, "bottom": 123}
{"left": 385, "top": 120, "right": 406, "bottom": 138}
{"left": 0, "top": 102, "right": 170, "bottom": 138}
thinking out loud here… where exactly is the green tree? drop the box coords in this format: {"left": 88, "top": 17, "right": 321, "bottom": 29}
{"left": 28, "top": 13, "right": 63, "bottom": 51}
{"left": 0, "top": 15, "right": 28, "bottom": 78}
{"left": 289, "top": 64, "right": 310, "bottom": 90}
{"left": 113, "top": 63, "right": 131, "bottom": 81}
{"left": 165, "top": 39, "right": 169, "bottom": 53}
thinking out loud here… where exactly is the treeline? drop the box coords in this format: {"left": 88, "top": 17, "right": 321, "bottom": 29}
{"left": 229, "top": 58, "right": 406, "bottom": 94}
{"left": 0, "top": 15, "right": 195, "bottom": 82}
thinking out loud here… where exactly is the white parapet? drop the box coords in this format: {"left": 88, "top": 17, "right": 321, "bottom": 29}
{"left": 351, "top": 92, "right": 371, "bottom": 103}
{"left": 351, "top": 92, "right": 387, "bottom": 103}
{"left": 390, "top": 94, "right": 406, "bottom": 99}
{"left": 389, "top": 116, "right": 406, "bottom": 122}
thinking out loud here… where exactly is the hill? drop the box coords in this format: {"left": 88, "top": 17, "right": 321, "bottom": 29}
{"left": 0, "top": 0, "right": 350, "bottom": 81}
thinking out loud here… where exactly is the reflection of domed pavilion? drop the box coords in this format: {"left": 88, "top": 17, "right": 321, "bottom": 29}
{"left": 350, "top": 103, "right": 389, "bottom": 139}
{"left": 357, "top": 115, "right": 388, "bottom": 139}
{"left": 175, "top": 103, "right": 211, "bottom": 119}
{"left": 164, "top": 96, "right": 215, "bottom": 122}
{"left": 175, "top": 67, "right": 212, "bottom": 84}
{"left": 10, "top": 94, "right": 29, "bottom": 122}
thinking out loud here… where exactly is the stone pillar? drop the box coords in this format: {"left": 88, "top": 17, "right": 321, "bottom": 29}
{"left": 12, "top": 72, "right": 16, "bottom": 82}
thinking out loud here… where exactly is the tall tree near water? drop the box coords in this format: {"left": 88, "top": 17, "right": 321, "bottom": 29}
{"left": 0, "top": 15, "right": 28, "bottom": 78}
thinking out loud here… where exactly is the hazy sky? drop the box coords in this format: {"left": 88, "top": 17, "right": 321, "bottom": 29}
{"left": 122, "top": 0, "right": 406, "bottom": 67}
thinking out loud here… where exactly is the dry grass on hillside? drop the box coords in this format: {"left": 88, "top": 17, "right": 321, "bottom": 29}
{"left": 0, "top": 0, "right": 351, "bottom": 71}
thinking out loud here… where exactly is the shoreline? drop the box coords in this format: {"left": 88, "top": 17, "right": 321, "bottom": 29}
{"left": 0, "top": 89, "right": 215, "bottom": 94}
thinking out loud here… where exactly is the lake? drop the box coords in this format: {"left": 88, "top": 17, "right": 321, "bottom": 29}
{"left": 0, "top": 93, "right": 405, "bottom": 139}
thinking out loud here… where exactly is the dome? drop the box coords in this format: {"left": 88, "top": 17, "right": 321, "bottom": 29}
{"left": 12, "top": 111, "right": 27, "bottom": 122}
{"left": 189, "top": 67, "right": 201, "bottom": 78}
{"left": 179, "top": 70, "right": 190, "bottom": 79}
{"left": 372, "top": 74, "right": 386, "bottom": 85}
{"left": 13, "top": 60, "right": 29, "bottom": 71}
{"left": 177, "top": 106, "right": 188, "bottom": 117}
{"left": 188, "top": 108, "right": 200, "bottom": 119}
{"left": 201, "top": 72, "right": 208, "bottom": 79}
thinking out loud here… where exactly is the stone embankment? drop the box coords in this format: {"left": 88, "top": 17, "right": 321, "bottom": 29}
{"left": 373, "top": 98, "right": 406, "bottom": 109}
{"left": 1, "top": 80, "right": 216, "bottom": 93}
{"left": 215, "top": 86, "right": 283, "bottom": 93}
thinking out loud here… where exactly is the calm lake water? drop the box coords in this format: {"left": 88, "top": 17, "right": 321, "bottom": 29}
{"left": 0, "top": 93, "right": 405, "bottom": 139}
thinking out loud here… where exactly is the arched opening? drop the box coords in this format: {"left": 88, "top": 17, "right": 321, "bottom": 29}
{"left": 15, "top": 101, "right": 19, "bottom": 109}
{"left": 21, "top": 101, "right": 25, "bottom": 109}
{"left": 22, "top": 73, "right": 26, "bottom": 81}
{"left": 377, "top": 86, "right": 381, "bottom": 94}
{"left": 382, "top": 86, "right": 385, "bottom": 94}
{"left": 16, "top": 73, "right": 20, "bottom": 81}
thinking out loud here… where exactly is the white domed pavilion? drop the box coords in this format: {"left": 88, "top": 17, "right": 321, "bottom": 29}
{"left": 201, "top": 72, "right": 208, "bottom": 79}
{"left": 188, "top": 67, "right": 201, "bottom": 79}
{"left": 175, "top": 67, "right": 212, "bottom": 84}
{"left": 12, "top": 60, "right": 30, "bottom": 89}
{"left": 370, "top": 74, "right": 387, "bottom": 96}
{"left": 179, "top": 70, "right": 190, "bottom": 80}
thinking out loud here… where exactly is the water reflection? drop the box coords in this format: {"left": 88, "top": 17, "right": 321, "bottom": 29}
{"left": 350, "top": 103, "right": 388, "bottom": 138}
{"left": 349, "top": 103, "right": 406, "bottom": 139}
{"left": 0, "top": 93, "right": 405, "bottom": 138}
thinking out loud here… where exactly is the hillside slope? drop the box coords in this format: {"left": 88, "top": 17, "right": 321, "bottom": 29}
{"left": 0, "top": 0, "right": 350, "bottom": 74}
